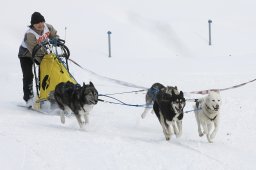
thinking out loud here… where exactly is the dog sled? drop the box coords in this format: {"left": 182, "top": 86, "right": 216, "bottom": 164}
{"left": 31, "top": 38, "right": 77, "bottom": 109}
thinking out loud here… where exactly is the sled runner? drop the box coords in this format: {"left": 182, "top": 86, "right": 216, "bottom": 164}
{"left": 31, "top": 38, "right": 77, "bottom": 109}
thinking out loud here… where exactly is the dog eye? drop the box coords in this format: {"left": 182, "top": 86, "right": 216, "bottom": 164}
{"left": 212, "top": 100, "right": 215, "bottom": 102}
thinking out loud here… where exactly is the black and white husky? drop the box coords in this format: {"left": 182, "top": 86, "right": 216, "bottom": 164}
{"left": 193, "top": 91, "right": 222, "bottom": 143}
{"left": 54, "top": 81, "right": 98, "bottom": 129}
{"left": 143, "top": 83, "right": 186, "bottom": 140}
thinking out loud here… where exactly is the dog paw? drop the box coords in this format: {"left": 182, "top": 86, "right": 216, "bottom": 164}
{"left": 177, "top": 134, "right": 182, "bottom": 138}
{"left": 60, "top": 111, "right": 65, "bottom": 124}
{"left": 175, "top": 131, "right": 182, "bottom": 138}
{"left": 141, "top": 114, "right": 145, "bottom": 119}
{"left": 207, "top": 135, "right": 213, "bottom": 143}
{"left": 79, "top": 123, "right": 86, "bottom": 129}
{"left": 198, "top": 130, "right": 204, "bottom": 137}
{"left": 78, "top": 119, "right": 87, "bottom": 129}
{"left": 199, "top": 133, "right": 204, "bottom": 137}
{"left": 165, "top": 134, "right": 172, "bottom": 141}
{"left": 141, "top": 112, "right": 146, "bottom": 119}
{"left": 207, "top": 139, "right": 213, "bottom": 143}
{"left": 210, "top": 132, "right": 217, "bottom": 139}
{"left": 60, "top": 116, "right": 65, "bottom": 124}
{"left": 81, "top": 120, "right": 86, "bottom": 125}
{"left": 209, "top": 135, "right": 216, "bottom": 142}
{"left": 203, "top": 130, "right": 208, "bottom": 135}
{"left": 80, "top": 115, "right": 86, "bottom": 123}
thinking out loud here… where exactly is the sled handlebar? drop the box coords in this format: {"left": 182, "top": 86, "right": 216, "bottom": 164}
{"left": 32, "top": 38, "right": 70, "bottom": 62}
{"left": 48, "top": 38, "right": 66, "bottom": 46}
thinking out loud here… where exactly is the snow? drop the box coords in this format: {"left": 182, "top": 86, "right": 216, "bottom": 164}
{"left": 1, "top": 0, "right": 256, "bottom": 169}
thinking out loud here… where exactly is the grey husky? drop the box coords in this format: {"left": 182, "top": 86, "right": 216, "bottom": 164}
{"left": 54, "top": 81, "right": 98, "bottom": 129}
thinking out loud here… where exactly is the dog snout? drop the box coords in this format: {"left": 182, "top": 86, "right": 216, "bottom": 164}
{"left": 90, "top": 97, "right": 98, "bottom": 104}
{"left": 213, "top": 104, "right": 219, "bottom": 111}
{"left": 90, "top": 99, "right": 97, "bottom": 104}
{"left": 175, "top": 105, "right": 183, "bottom": 113}
{"left": 179, "top": 103, "right": 184, "bottom": 110}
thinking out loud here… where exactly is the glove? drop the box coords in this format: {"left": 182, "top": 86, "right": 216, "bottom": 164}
{"left": 50, "top": 37, "right": 59, "bottom": 46}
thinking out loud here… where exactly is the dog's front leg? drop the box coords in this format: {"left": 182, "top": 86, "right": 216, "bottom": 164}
{"left": 201, "top": 121, "right": 209, "bottom": 136}
{"left": 59, "top": 110, "right": 65, "bottom": 124}
{"left": 176, "top": 120, "right": 182, "bottom": 138}
{"left": 165, "top": 121, "right": 174, "bottom": 141}
{"left": 195, "top": 112, "right": 204, "bottom": 136}
{"left": 160, "top": 121, "right": 169, "bottom": 140}
{"left": 79, "top": 110, "right": 90, "bottom": 129}
{"left": 75, "top": 113, "right": 86, "bottom": 129}
{"left": 75, "top": 114, "right": 83, "bottom": 128}
{"left": 163, "top": 127, "right": 170, "bottom": 141}
{"left": 141, "top": 107, "right": 150, "bottom": 119}
{"left": 159, "top": 113, "right": 171, "bottom": 140}
{"left": 206, "top": 123, "right": 214, "bottom": 143}
{"left": 172, "top": 121, "right": 179, "bottom": 136}
{"left": 79, "top": 114, "right": 86, "bottom": 129}
{"left": 210, "top": 119, "right": 219, "bottom": 141}
{"left": 83, "top": 112, "right": 89, "bottom": 124}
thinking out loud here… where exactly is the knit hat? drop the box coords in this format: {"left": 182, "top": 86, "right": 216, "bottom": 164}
{"left": 30, "top": 12, "right": 45, "bottom": 25}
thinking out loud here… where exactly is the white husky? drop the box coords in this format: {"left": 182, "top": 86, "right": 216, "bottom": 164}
{"left": 194, "top": 91, "right": 222, "bottom": 143}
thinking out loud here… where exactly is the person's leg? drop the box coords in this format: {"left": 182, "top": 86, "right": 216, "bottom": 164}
{"left": 19, "top": 57, "right": 34, "bottom": 102}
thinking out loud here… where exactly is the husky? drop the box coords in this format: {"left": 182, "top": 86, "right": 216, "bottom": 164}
{"left": 152, "top": 84, "right": 186, "bottom": 140}
{"left": 141, "top": 83, "right": 178, "bottom": 119}
{"left": 193, "top": 91, "right": 222, "bottom": 143}
{"left": 54, "top": 81, "right": 98, "bottom": 129}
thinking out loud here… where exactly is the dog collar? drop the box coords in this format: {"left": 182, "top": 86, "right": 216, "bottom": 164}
{"left": 208, "top": 114, "right": 217, "bottom": 121}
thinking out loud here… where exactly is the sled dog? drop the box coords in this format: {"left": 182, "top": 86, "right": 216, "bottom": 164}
{"left": 194, "top": 91, "right": 222, "bottom": 143}
{"left": 54, "top": 81, "right": 98, "bottom": 129}
{"left": 152, "top": 84, "right": 186, "bottom": 140}
{"left": 141, "top": 83, "right": 178, "bottom": 119}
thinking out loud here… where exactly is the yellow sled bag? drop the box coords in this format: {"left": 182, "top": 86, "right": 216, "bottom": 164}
{"left": 32, "top": 39, "right": 77, "bottom": 106}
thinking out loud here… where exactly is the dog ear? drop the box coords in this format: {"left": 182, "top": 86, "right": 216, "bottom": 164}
{"left": 171, "top": 89, "right": 176, "bottom": 96}
{"left": 179, "top": 90, "right": 184, "bottom": 96}
{"left": 162, "top": 92, "right": 171, "bottom": 101}
{"left": 90, "top": 81, "right": 94, "bottom": 87}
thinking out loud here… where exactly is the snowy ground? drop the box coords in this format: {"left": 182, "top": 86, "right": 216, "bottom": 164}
{"left": 1, "top": 0, "right": 256, "bottom": 170}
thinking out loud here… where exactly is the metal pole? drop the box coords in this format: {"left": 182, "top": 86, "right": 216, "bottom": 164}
{"left": 208, "top": 20, "right": 212, "bottom": 45}
{"left": 107, "top": 31, "right": 112, "bottom": 57}
{"left": 64, "top": 27, "right": 67, "bottom": 41}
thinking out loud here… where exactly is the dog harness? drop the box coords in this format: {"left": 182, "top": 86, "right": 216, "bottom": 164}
{"left": 196, "top": 101, "right": 217, "bottom": 121}
{"left": 148, "top": 87, "right": 160, "bottom": 101}
{"left": 204, "top": 104, "right": 218, "bottom": 121}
